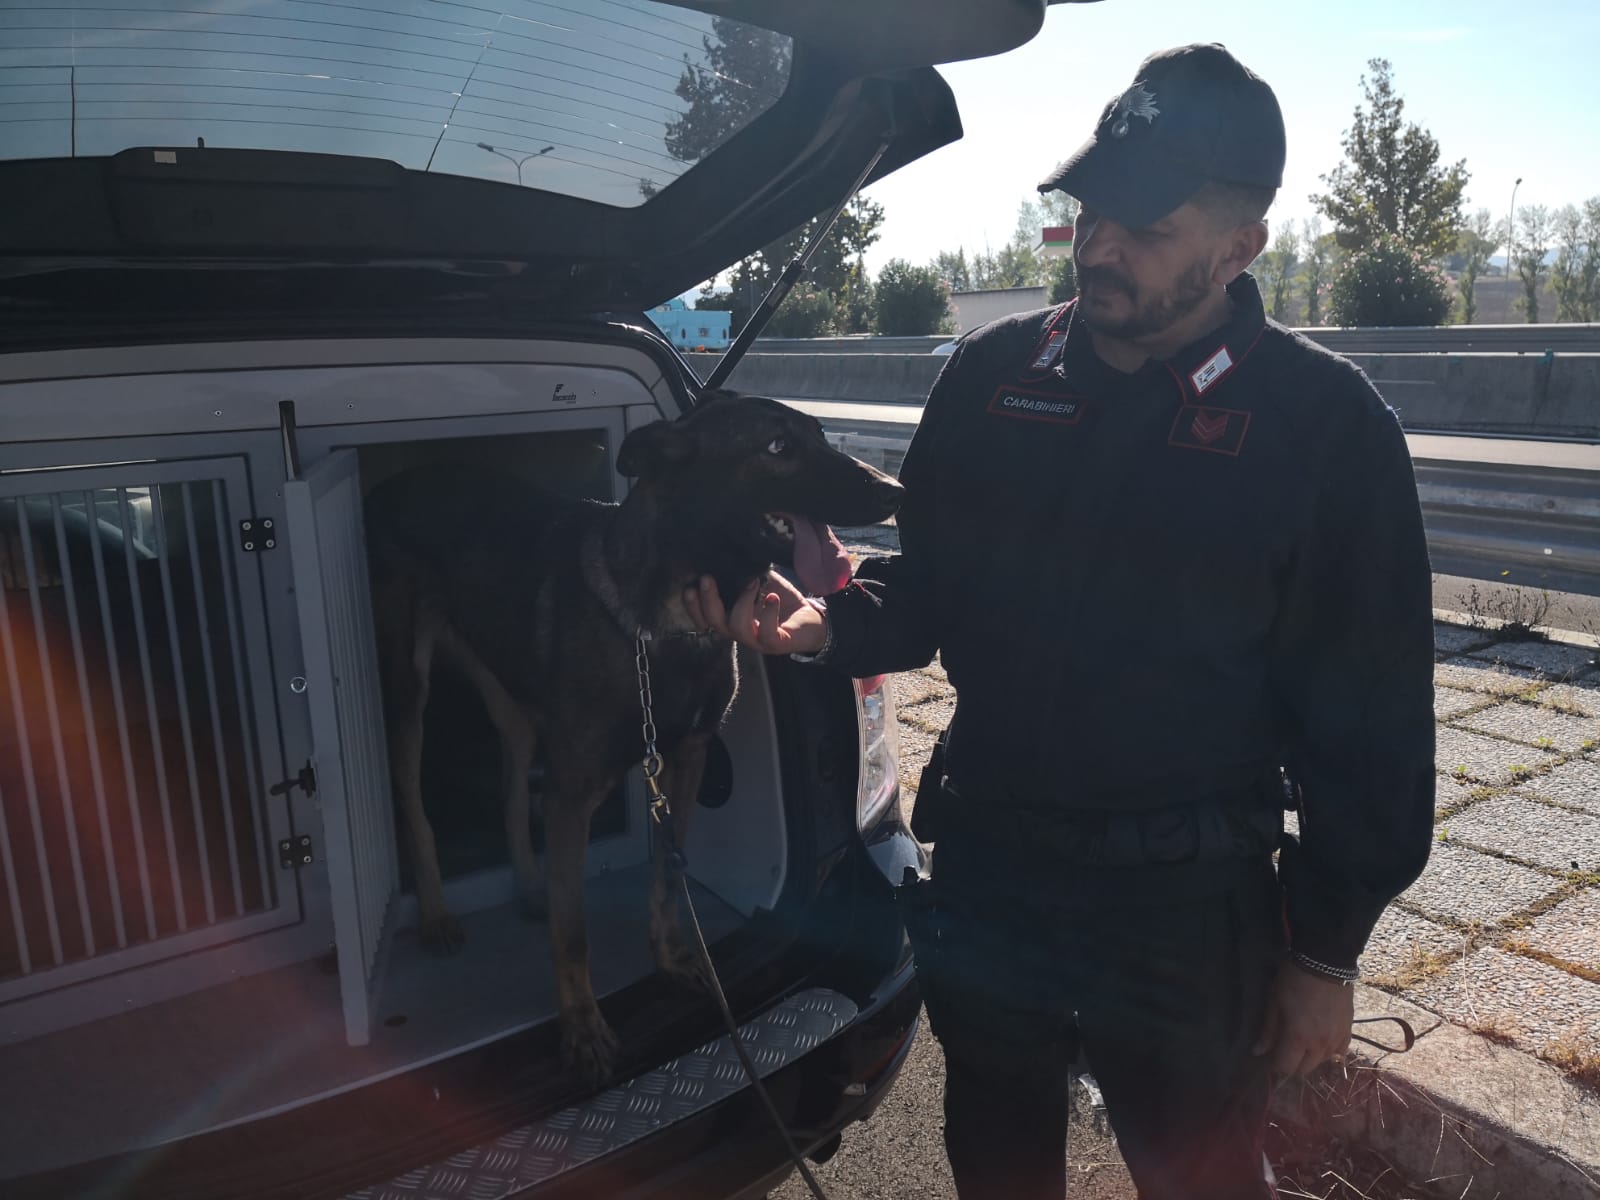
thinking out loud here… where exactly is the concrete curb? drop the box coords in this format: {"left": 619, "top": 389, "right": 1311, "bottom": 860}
{"left": 1270, "top": 988, "right": 1600, "bottom": 1198}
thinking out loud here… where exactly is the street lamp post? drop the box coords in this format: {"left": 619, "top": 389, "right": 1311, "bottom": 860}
{"left": 1506, "top": 176, "right": 1523, "bottom": 279}
{"left": 476, "top": 142, "right": 554, "bottom": 187}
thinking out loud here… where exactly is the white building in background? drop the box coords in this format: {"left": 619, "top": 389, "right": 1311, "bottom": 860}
{"left": 948, "top": 285, "right": 1049, "bottom": 333}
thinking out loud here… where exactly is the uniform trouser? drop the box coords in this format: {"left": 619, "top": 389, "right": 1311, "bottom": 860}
{"left": 903, "top": 841, "right": 1287, "bottom": 1200}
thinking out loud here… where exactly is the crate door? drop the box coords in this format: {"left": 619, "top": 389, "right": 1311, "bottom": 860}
{"left": 284, "top": 450, "right": 397, "bottom": 1046}
{"left": 0, "top": 459, "right": 298, "bottom": 1011}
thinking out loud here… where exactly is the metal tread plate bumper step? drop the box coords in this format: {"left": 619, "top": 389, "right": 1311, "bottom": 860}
{"left": 343, "top": 987, "right": 860, "bottom": 1200}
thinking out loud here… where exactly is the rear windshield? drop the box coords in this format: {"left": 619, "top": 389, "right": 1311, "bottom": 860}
{"left": 0, "top": 1, "right": 793, "bottom": 208}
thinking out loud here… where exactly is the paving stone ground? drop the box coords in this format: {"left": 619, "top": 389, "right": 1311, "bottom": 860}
{"left": 851, "top": 515, "right": 1600, "bottom": 1107}
{"left": 1359, "top": 906, "right": 1469, "bottom": 987}
{"left": 1396, "top": 839, "right": 1559, "bottom": 926}
{"left": 1520, "top": 889, "right": 1600, "bottom": 973}
{"left": 1457, "top": 699, "right": 1600, "bottom": 753}
{"left": 1434, "top": 723, "right": 1558, "bottom": 786}
{"left": 1524, "top": 756, "right": 1600, "bottom": 815}
{"left": 1444, "top": 794, "right": 1600, "bottom": 873}
{"left": 1434, "top": 684, "right": 1488, "bottom": 721}
{"left": 1468, "top": 639, "right": 1599, "bottom": 679}
{"left": 1406, "top": 948, "right": 1600, "bottom": 1057}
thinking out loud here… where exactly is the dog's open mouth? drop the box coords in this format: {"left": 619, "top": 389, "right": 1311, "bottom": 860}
{"left": 764, "top": 511, "right": 853, "bottom": 596}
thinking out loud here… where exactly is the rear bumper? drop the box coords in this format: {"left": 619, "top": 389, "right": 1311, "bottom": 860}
{"left": 527, "top": 960, "right": 922, "bottom": 1200}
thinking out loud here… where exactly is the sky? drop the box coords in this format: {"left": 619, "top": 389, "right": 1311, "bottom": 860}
{"left": 854, "top": 0, "right": 1600, "bottom": 276}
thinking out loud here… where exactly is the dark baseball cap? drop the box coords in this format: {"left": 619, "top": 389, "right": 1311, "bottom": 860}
{"left": 1037, "top": 43, "right": 1285, "bottom": 229}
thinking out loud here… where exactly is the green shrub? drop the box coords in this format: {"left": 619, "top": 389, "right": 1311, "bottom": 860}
{"left": 1328, "top": 233, "right": 1452, "bottom": 326}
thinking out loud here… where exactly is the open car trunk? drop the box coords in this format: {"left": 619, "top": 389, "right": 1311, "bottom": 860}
{"left": 0, "top": 330, "right": 847, "bottom": 1190}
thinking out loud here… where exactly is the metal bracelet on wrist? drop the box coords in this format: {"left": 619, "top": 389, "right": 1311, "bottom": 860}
{"left": 789, "top": 599, "right": 833, "bottom": 664}
{"left": 1290, "top": 950, "right": 1359, "bottom": 985}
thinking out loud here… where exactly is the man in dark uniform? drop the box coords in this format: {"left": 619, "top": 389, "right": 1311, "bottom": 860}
{"left": 688, "top": 43, "right": 1436, "bottom": 1200}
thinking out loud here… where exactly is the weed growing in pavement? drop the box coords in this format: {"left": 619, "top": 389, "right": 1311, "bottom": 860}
{"left": 1457, "top": 582, "right": 1553, "bottom": 639}
{"left": 1543, "top": 1036, "right": 1600, "bottom": 1090}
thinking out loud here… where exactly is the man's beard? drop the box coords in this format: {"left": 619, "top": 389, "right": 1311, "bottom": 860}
{"left": 1077, "top": 257, "right": 1213, "bottom": 340}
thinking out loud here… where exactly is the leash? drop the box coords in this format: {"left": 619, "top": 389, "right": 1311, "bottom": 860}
{"left": 1350, "top": 1015, "right": 1416, "bottom": 1054}
{"left": 635, "top": 631, "right": 834, "bottom": 1200}
{"left": 633, "top": 633, "right": 1410, "bottom": 1190}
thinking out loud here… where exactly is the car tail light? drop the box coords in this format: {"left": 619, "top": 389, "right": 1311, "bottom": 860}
{"left": 854, "top": 674, "right": 900, "bottom": 831}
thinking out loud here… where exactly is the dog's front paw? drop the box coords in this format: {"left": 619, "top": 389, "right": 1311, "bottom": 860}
{"left": 560, "top": 1003, "right": 620, "bottom": 1087}
{"left": 419, "top": 911, "right": 466, "bottom": 955}
{"left": 654, "top": 934, "right": 715, "bottom": 994}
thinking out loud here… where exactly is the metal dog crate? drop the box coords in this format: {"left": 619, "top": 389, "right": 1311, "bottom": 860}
{"left": 0, "top": 345, "right": 795, "bottom": 1183}
{"left": 0, "top": 457, "right": 299, "bottom": 1037}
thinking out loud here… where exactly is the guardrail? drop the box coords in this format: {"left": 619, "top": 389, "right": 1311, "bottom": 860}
{"left": 791, "top": 400, "right": 1600, "bottom": 597}
{"left": 752, "top": 323, "right": 1600, "bottom": 355}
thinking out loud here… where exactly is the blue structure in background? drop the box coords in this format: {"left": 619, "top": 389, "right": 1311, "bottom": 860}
{"left": 647, "top": 297, "right": 732, "bottom": 352}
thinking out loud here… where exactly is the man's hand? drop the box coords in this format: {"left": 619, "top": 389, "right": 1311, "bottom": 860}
{"left": 1251, "top": 960, "right": 1354, "bottom": 1078}
{"left": 684, "top": 573, "right": 827, "bottom": 656}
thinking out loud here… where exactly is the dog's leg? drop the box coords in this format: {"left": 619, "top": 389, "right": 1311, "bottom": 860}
{"left": 648, "top": 734, "right": 711, "bottom": 990}
{"left": 434, "top": 628, "right": 545, "bottom": 919}
{"left": 544, "top": 760, "right": 621, "bottom": 1085}
{"left": 387, "top": 612, "right": 463, "bottom": 955}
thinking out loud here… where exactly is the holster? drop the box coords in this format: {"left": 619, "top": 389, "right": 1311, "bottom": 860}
{"left": 908, "top": 728, "right": 950, "bottom": 843}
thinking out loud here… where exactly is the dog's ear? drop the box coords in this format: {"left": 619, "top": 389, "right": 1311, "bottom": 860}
{"left": 616, "top": 419, "right": 695, "bottom": 477}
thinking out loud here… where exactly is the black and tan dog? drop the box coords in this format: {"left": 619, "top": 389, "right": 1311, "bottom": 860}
{"left": 365, "top": 392, "right": 903, "bottom": 1082}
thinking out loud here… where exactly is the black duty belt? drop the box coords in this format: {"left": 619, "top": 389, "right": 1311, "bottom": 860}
{"left": 912, "top": 754, "right": 1286, "bottom": 870}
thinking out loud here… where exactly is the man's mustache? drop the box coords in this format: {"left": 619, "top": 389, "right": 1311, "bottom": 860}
{"left": 1079, "top": 266, "right": 1135, "bottom": 298}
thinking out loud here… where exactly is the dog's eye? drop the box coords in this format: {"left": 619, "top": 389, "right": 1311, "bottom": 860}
{"left": 766, "top": 437, "right": 788, "bottom": 456}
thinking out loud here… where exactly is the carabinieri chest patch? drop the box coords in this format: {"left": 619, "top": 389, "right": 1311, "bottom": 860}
{"left": 987, "top": 385, "right": 1085, "bottom": 426}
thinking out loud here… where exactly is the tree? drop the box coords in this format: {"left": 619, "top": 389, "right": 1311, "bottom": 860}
{"left": 873, "top": 260, "right": 951, "bottom": 335}
{"left": 1047, "top": 254, "right": 1077, "bottom": 305}
{"left": 1455, "top": 208, "right": 1498, "bottom": 325}
{"left": 1513, "top": 204, "right": 1552, "bottom": 324}
{"left": 931, "top": 249, "right": 973, "bottom": 293}
{"left": 664, "top": 20, "right": 790, "bottom": 167}
{"left": 1312, "top": 59, "right": 1469, "bottom": 260}
{"left": 1255, "top": 222, "right": 1301, "bottom": 323}
{"left": 1550, "top": 202, "right": 1599, "bottom": 323}
{"left": 1300, "top": 216, "right": 1337, "bottom": 326}
{"left": 1328, "top": 232, "right": 1452, "bottom": 326}
{"left": 666, "top": 21, "right": 880, "bottom": 330}
{"left": 1582, "top": 199, "right": 1600, "bottom": 321}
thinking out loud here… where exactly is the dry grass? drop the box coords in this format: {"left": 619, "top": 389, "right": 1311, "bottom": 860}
{"left": 1367, "top": 945, "right": 1457, "bottom": 992}
{"left": 1541, "top": 1037, "right": 1600, "bottom": 1090}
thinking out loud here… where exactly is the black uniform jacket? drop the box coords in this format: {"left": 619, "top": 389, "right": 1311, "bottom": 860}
{"left": 825, "top": 273, "right": 1436, "bottom": 971}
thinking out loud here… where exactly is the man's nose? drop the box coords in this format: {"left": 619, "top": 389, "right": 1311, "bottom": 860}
{"left": 1075, "top": 215, "right": 1115, "bottom": 266}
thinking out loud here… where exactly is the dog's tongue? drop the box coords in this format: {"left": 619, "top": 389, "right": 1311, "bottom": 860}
{"left": 783, "top": 513, "right": 852, "bottom": 596}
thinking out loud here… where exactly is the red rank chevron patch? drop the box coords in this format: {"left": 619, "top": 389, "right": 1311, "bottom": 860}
{"left": 1168, "top": 405, "right": 1251, "bottom": 456}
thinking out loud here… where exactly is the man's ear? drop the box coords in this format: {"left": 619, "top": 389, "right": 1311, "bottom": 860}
{"left": 1218, "top": 220, "right": 1271, "bottom": 286}
{"left": 617, "top": 419, "right": 695, "bottom": 477}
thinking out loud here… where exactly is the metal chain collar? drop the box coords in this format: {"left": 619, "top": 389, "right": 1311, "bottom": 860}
{"left": 635, "top": 629, "right": 671, "bottom": 828}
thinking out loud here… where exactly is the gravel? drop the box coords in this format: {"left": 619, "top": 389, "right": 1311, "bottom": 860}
{"left": 891, "top": 672, "right": 952, "bottom": 711}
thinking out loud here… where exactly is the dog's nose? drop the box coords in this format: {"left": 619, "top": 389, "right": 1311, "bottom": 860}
{"left": 873, "top": 477, "right": 906, "bottom": 506}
